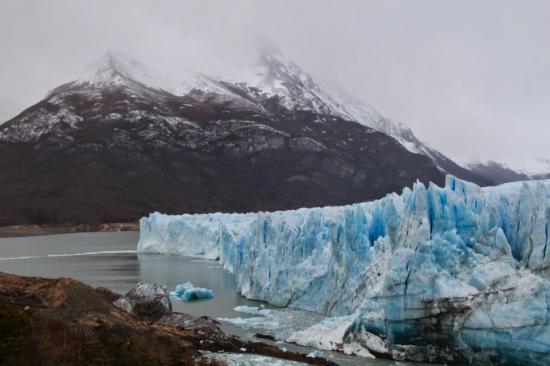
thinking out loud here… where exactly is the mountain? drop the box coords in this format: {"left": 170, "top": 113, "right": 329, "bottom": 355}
{"left": 336, "top": 95, "right": 491, "bottom": 184}
{"left": 467, "top": 161, "right": 531, "bottom": 184}
{"left": 0, "top": 51, "right": 485, "bottom": 225}
{"left": 467, "top": 159, "right": 550, "bottom": 184}
{"left": 0, "top": 110, "right": 8, "bottom": 124}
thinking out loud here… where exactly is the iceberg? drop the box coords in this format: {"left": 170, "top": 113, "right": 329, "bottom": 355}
{"left": 138, "top": 176, "right": 550, "bottom": 364}
{"left": 170, "top": 282, "right": 214, "bottom": 301}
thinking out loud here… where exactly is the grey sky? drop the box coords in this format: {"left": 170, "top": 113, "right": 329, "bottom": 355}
{"left": 1, "top": 0, "right": 549, "bottom": 165}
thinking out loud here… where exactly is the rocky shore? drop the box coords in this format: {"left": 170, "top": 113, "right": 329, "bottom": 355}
{"left": 0, "top": 272, "right": 336, "bottom": 365}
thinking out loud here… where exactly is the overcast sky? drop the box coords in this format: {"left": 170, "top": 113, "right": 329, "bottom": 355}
{"left": 1, "top": 0, "right": 549, "bottom": 166}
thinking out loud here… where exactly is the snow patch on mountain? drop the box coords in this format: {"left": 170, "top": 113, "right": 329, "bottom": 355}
{"left": 0, "top": 99, "right": 82, "bottom": 143}
{"left": 336, "top": 94, "right": 440, "bottom": 156}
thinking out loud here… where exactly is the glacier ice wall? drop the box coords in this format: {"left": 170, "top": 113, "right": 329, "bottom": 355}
{"left": 138, "top": 176, "right": 550, "bottom": 364}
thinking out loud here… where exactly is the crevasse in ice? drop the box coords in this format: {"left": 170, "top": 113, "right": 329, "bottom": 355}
{"left": 138, "top": 176, "right": 550, "bottom": 364}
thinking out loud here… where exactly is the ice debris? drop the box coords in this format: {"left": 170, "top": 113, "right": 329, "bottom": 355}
{"left": 170, "top": 282, "right": 214, "bottom": 301}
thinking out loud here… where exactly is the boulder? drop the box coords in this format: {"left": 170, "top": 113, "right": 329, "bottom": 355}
{"left": 113, "top": 282, "right": 172, "bottom": 321}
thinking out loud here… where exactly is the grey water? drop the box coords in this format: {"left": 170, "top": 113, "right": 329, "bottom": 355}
{"left": 0, "top": 231, "right": 259, "bottom": 318}
{"left": 0, "top": 231, "right": 418, "bottom": 366}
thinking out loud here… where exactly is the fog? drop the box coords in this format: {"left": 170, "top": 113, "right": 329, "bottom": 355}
{"left": 1, "top": 0, "right": 549, "bottom": 165}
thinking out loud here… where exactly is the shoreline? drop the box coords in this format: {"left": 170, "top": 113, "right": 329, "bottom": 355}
{"left": 0, "top": 222, "right": 139, "bottom": 238}
{"left": 0, "top": 271, "right": 335, "bottom": 366}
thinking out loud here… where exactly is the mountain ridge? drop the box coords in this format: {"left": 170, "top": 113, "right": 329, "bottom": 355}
{"left": 466, "top": 159, "right": 550, "bottom": 184}
{"left": 2, "top": 50, "right": 491, "bottom": 182}
{"left": 0, "top": 50, "right": 489, "bottom": 225}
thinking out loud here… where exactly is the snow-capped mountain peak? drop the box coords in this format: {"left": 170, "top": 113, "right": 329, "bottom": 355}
{"left": 77, "top": 50, "right": 154, "bottom": 88}
{"left": 257, "top": 52, "right": 351, "bottom": 117}
{"left": 215, "top": 50, "right": 351, "bottom": 119}
{"left": 1, "top": 48, "right": 491, "bottom": 185}
{"left": 75, "top": 51, "right": 262, "bottom": 111}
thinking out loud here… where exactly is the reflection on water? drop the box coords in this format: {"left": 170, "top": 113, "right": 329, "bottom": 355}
{"left": 0, "top": 231, "right": 413, "bottom": 366}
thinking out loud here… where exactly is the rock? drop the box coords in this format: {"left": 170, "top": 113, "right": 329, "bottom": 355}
{"left": 157, "top": 314, "right": 225, "bottom": 337}
{"left": 289, "top": 137, "right": 327, "bottom": 152}
{"left": 0, "top": 272, "right": 339, "bottom": 366}
{"left": 113, "top": 282, "right": 172, "bottom": 321}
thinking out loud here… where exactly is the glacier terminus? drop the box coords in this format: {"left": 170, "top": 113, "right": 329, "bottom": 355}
{"left": 138, "top": 176, "right": 550, "bottom": 365}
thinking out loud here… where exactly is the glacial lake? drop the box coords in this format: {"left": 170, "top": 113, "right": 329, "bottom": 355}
{"left": 0, "top": 231, "right": 424, "bottom": 366}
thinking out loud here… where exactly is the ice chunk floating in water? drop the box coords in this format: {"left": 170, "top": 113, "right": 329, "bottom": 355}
{"left": 170, "top": 282, "right": 214, "bottom": 301}
{"left": 139, "top": 176, "right": 550, "bottom": 365}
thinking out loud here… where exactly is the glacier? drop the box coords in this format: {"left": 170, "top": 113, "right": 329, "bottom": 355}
{"left": 138, "top": 176, "right": 550, "bottom": 365}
